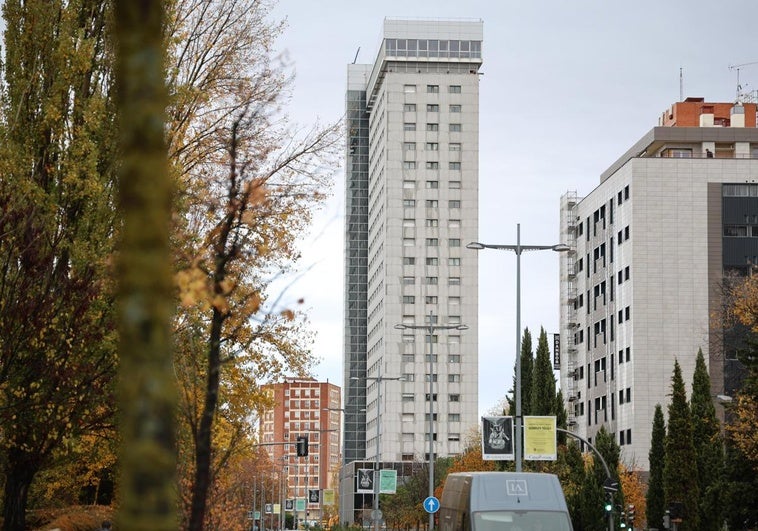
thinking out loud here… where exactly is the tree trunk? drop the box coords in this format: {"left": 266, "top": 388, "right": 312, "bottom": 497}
{"left": 188, "top": 309, "right": 224, "bottom": 531}
{"left": 2, "top": 457, "right": 37, "bottom": 531}
{"left": 114, "top": 1, "right": 177, "bottom": 530}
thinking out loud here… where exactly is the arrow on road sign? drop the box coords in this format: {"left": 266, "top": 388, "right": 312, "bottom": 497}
{"left": 423, "top": 496, "right": 440, "bottom": 513}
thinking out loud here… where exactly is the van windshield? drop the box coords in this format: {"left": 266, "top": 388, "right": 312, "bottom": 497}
{"left": 472, "top": 510, "right": 572, "bottom": 531}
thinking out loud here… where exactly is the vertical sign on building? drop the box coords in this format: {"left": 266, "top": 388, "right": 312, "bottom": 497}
{"left": 553, "top": 333, "right": 561, "bottom": 370}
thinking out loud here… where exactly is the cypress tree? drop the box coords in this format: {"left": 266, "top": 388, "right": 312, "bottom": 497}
{"left": 646, "top": 404, "right": 666, "bottom": 530}
{"left": 664, "top": 360, "right": 700, "bottom": 531}
{"left": 555, "top": 389, "right": 568, "bottom": 445}
{"left": 531, "top": 327, "right": 557, "bottom": 415}
{"left": 690, "top": 349, "right": 724, "bottom": 530}
{"left": 508, "top": 327, "right": 533, "bottom": 417}
{"left": 579, "top": 427, "right": 619, "bottom": 531}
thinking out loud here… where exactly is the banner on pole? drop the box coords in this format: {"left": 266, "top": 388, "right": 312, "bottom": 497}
{"left": 524, "top": 415, "right": 557, "bottom": 460}
{"left": 379, "top": 469, "right": 397, "bottom": 494}
{"left": 356, "top": 468, "right": 374, "bottom": 494}
{"left": 481, "top": 416, "right": 514, "bottom": 460}
{"left": 322, "top": 489, "right": 335, "bottom": 506}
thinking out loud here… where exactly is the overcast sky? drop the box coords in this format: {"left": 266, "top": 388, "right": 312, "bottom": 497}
{"left": 268, "top": 0, "right": 758, "bottom": 416}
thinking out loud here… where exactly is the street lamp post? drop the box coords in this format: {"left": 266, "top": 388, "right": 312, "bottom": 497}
{"left": 350, "top": 370, "right": 403, "bottom": 531}
{"left": 395, "top": 312, "right": 468, "bottom": 531}
{"left": 467, "top": 223, "right": 568, "bottom": 472}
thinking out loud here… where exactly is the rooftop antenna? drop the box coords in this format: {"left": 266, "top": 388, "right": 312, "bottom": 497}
{"left": 352, "top": 47, "right": 360, "bottom": 64}
{"left": 728, "top": 61, "right": 758, "bottom": 102}
{"left": 679, "top": 67, "right": 684, "bottom": 101}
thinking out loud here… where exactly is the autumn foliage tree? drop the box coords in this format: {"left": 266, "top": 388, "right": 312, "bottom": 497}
{"left": 0, "top": 1, "right": 118, "bottom": 529}
{"left": 161, "top": 0, "right": 340, "bottom": 528}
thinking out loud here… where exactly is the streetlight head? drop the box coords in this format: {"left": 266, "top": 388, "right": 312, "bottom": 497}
{"left": 466, "top": 241, "right": 485, "bottom": 250}
{"left": 394, "top": 323, "right": 407, "bottom": 330}
{"left": 717, "top": 394, "right": 733, "bottom": 403}
{"left": 552, "top": 243, "right": 571, "bottom": 252}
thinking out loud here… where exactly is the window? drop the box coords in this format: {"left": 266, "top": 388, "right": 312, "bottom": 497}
{"left": 448, "top": 413, "right": 461, "bottom": 422}
{"left": 449, "top": 180, "right": 461, "bottom": 189}
{"left": 403, "top": 257, "right": 416, "bottom": 265}
{"left": 448, "top": 433, "right": 461, "bottom": 441}
{"left": 426, "top": 180, "right": 439, "bottom": 189}
{"left": 402, "top": 413, "right": 415, "bottom": 422}
{"left": 404, "top": 123, "right": 416, "bottom": 131}
{"left": 449, "top": 238, "right": 461, "bottom": 247}
{"left": 402, "top": 353, "right": 414, "bottom": 362}
{"left": 449, "top": 374, "right": 461, "bottom": 383}
{"left": 402, "top": 334, "right": 415, "bottom": 343}
{"left": 449, "top": 162, "right": 461, "bottom": 170}
{"left": 402, "top": 373, "right": 415, "bottom": 382}
{"left": 403, "top": 180, "right": 415, "bottom": 189}
{"left": 403, "top": 84, "right": 416, "bottom": 93}
{"left": 449, "top": 200, "right": 461, "bottom": 208}
{"left": 402, "top": 394, "right": 415, "bottom": 402}
{"left": 449, "top": 394, "right": 461, "bottom": 402}
{"left": 448, "top": 354, "right": 461, "bottom": 363}
{"left": 426, "top": 142, "right": 439, "bottom": 151}
{"left": 427, "top": 84, "right": 439, "bottom": 93}
{"left": 425, "top": 219, "right": 438, "bottom": 227}
{"left": 403, "top": 295, "right": 415, "bottom": 304}
{"left": 425, "top": 296, "right": 438, "bottom": 304}
{"left": 403, "top": 276, "right": 415, "bottom": 285}
{"left": 403, "top": 142, "right": 416, "bottom": 150}
{"left": 425, "top": 238, "right": 438, "bottom": 246}
{"left": 449, "top": 85, "right": 462, "bottom": 93}
{"left": 426, "top": 257, "right": 439, "bottom": 265}
{"left": 449, "top": 277, "right": 461, "bottom": 285}
{"left": 449, "top": 123, "right": 462, "bottom": 132}
{"left": 449, "top": 219, "right": 461, "bottom": 227}
{"left": 426, "top": 123, "right": 439, "bottom": 131}
{"left": 449, "top": 142, "right": 462, "bottom": 151}
{"left": 403, "top": 161, "right": 416, "bottom": 170}
{"left": 403, "top": 199, "right": 415, "bottom": 207}
{"left": 403, "top": 103, "right": 416, "bottom": 112}
{"left": 449, "top": 104, "right": 461, "bottom": 113}
{"left": 448, "top": 257, "right": 461, "bottom": 266}
{"left": 425, "top": 200, "right": 438, "bottom": 207}
{"left": 403, "top": 238, "right": 414, "bottom": 246}
{"left": 449, "top": 296, "right": 461, "bottom": 304}
{"left": 426, "top": 104, "right": 439, "bottom": 112}
{"left": 426, "top": 161, "right": 439, "bottom": 169}
{"left": 425, "top": 276, "right": 438, "bottom": 285}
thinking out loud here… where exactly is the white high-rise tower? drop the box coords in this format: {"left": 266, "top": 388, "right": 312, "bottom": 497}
{"left": 343, "top": 18, "right": 482, "bottom": 483}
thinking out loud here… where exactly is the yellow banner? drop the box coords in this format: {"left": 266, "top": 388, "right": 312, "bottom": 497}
{"left": 524, "top": 416, "right": 557, "bottom": 460}
{"left": 323, "top": 489, "right": 335, "bottom": 506}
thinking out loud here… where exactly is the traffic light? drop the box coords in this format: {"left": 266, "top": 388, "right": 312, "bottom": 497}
{"left": 296, "top": 435, "right": 309, "bottom": 457}
{"left": 604, "top": 498, "right": 612, "bottom": 512}
{"left": 663, "top": 509, "right": 671, "bottom": 530}
{"left": 627, "top": 504, "right": 635, "bottom": 524}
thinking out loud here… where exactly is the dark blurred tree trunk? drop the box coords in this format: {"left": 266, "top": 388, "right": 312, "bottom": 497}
{"left": 114, "top": 1, "right": 177, "bottom": 530}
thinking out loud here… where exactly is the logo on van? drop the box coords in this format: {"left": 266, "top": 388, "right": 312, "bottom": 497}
{"left": 506, "top": 479, "right": 528, "bottom": 496}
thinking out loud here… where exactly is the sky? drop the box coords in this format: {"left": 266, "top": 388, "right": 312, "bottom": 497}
{"left": 268, "top": 0, "right": 758, "bottom": 416}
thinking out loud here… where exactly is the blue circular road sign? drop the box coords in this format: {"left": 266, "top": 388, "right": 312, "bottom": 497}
{"left": 423, "top": 496, "right": 440, "bottom": 514}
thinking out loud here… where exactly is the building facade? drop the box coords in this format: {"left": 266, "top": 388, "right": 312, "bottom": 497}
{"left": 559, "top": 97, "right": 758, "bottom": 470}
{"left": 261, "top": 378, "right": 342, "bottom": 522}
{"left": 342, "top": 17, "right": 482, "bottom": 525}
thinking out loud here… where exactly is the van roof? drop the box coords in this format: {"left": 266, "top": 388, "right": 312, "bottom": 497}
{"left": 445, "top": 472, "right": 569, "bottom": 513}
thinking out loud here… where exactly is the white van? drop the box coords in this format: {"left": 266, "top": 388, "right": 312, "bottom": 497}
{"left": 439, "top": 471, "right": 573, "bottom": 531}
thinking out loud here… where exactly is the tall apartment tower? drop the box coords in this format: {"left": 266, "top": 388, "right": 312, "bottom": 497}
{"left": 261, "top": 378, "right": 342, "bottom": 522}
{"left": 559, "top": 97, "right": 758, "bottom": 471}
{"left": 343, "top": 19, "right": 482, "bottom": 467}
